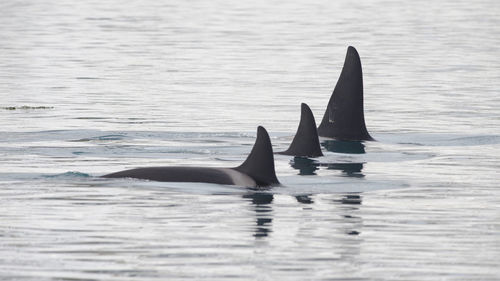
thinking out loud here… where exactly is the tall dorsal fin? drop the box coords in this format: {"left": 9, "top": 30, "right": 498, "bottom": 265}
{"left": 277, "top": 103, "right": 323, "bottom": 157}
{"left": 234, "top": 126, "right": 280, "bottom": 186}
{"left": 318, "top": 46, "right": 373, "bottom": 141}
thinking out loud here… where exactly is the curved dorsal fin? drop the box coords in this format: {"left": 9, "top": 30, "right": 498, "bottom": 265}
{"left": 318, "top": 46, "right": 373, "bottom": 141}
{"left": 235, "top": 126, "right": 280, "bottom": 187}
{"left": 278, "top": 103, "right": 323, "bottom": 157}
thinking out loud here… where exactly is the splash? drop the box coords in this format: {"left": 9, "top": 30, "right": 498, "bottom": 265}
{"left": 43, "top": 171, "right": 91, "bottom": 178}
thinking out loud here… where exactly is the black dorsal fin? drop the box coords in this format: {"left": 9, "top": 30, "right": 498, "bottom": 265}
{"left": 318, "top": 46, "right": 373, "bottom": 141}
{"left": 277, "top": 103, "right": 323, "bottom": 157}
{"left": 234, "top": 126, "right": 280, "bottom": 187}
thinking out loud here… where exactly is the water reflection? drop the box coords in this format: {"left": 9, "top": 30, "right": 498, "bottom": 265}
{"left": 322, "top": 140, "right": 366, "bottom": 154}
{"left": 295, "top": 194, "right": 314, "bottom": 204}
{"left": 338, "top": 194, "right": 363, "bottom": 205}
{"left": 326, "top": 163, "right": 365, "bottom": 178}
{"left": 242, "top": 192, "right": 274, "bottom": 238}
{"left": 290, "top": 157, "right": 365, "bottom": 178}
{"left": 290, "top": 157, "right": 319, "bottom": 175}
{"left": 336, "top": 194, "right": 363, "bottom": 236}
{"left": 242, "top": 192, "right": 362, "bottom": 239}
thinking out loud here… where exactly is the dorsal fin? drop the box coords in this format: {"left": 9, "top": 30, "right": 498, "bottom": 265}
{"left": 234, "top": 126, "right": 280, "bottom": 187}
{"left": 277, "top": 103, "right": 323, "bottom": 157}
{"left": 318, "top": 46, "right": 373, "bottom": 141}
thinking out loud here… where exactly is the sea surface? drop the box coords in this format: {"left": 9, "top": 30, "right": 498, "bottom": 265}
{"left": 1, "top": 0, "right": 499, "bottom": 280}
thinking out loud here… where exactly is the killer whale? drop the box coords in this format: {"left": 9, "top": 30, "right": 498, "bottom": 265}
{"left": 318, "top": 46, "right": 374, "bottom": 141}
{"left": 102, "top": 126, "right": 280, "bottom": 187}
{"left": 277, "top": 103, "right": 323, "bottom": 157}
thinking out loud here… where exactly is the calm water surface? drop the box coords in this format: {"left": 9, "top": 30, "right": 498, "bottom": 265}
{"left": 0, "top": 0, "right": 499, "bottom": 280}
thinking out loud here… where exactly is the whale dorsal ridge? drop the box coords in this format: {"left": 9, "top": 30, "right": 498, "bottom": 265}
{"left": 278, "top": 103, "right": 323, "bottom": 157}
{"left": 235, "top": 126, "right": 280, "bottom": 186}
{"left": 318, "top": 46, "right": 373, "bottom": 141}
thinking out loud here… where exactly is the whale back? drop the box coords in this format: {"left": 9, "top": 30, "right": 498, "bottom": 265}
{"left": 102, "top": 166, "right": 234, "bottom": 184}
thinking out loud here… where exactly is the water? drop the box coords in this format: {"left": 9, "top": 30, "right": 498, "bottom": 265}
{"left": 1, "top": 0, "right": 499, "bottom": 280}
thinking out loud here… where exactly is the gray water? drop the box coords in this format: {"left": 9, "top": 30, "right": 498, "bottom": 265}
{"left": 1, "top": 0, "right": 499, "bottom": 280}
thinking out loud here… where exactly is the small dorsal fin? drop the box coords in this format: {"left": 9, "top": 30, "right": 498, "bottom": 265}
{"left": 234, "top": 126, "right": 280, "bottom": 186}
{"left": 318, "top": 46, "right": 373, "bottom": 141}
{"left": 278, "top": 103, "right": 323, "bottom": 157}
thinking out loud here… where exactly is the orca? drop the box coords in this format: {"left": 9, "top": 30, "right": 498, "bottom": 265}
{"left": 318, "top": 46, "right": 374, "bottom": 141}
{"left": 277, "top": 103, "right": 323, "bottom": 157}
{"left": 102, "top": 126, "right": 280, "bottom": 187}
